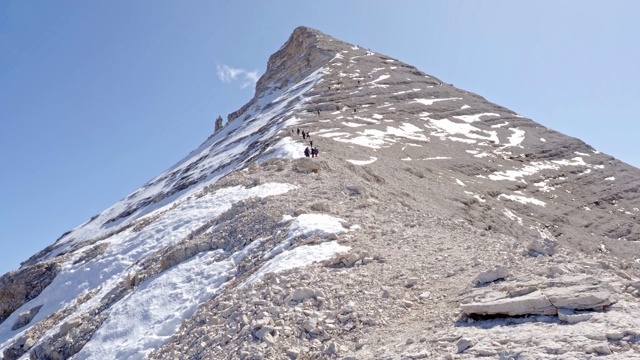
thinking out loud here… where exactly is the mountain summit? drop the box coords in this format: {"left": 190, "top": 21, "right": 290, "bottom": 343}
{"left": 2, "top": 26, "right": 640, "bottom": 359}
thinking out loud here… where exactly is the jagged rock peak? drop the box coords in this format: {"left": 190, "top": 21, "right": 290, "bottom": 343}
{"left": 255, "top": 26, "right": 343, "bottom": 96}
{"left": 228, "top": 27, "right": 349, "bottom": 123}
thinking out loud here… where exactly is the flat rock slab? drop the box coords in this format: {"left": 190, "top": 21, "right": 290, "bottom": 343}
{"left": 460, "top": 275, "right": 615, "bottom": 317}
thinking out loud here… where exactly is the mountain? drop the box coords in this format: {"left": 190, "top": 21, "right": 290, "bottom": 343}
{"left": 2, "top": 26, "right": 640, "bottom": 359}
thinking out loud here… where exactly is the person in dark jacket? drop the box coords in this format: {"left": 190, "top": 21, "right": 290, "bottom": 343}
{"left": 304, "top": 147, "right": 310, "bottom": 158}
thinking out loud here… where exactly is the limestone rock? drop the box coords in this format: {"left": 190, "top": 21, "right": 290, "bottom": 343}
{"left": 473, "top": 266, "right": 509, "bottom": 285}
{"left": 12, "top": 305, "right": 42, "bottom": 331}
{"left": 547, "top": 287, "right": 614, "bottom": 310}
{"left": 461, "top": 290, "right": 554, "bottom": 316}
{"left": 60, "top": 318, "right": 82, "bottom": 336}
{"left": 291, "top": 287, "right": 316, "bottom": 302}
{"left": 557, "top": 308, "right": 592, "bottom": 324}
{"left": 527, "top": 238, "right": 559, "bottom": 256}
{"left": 254, "top": 325, "right": 274, "bottom": 341}
{"left": 286, "top": 347, "right": 300, "bottom": 359}
{"left": 302, "top": 317, "right": 318, "bottom": 332}
{"left": 461, "top": 275, "right": 616, "bottom": 318}
{"left": 457, "top": 338, "right": 474, "bottom": 353}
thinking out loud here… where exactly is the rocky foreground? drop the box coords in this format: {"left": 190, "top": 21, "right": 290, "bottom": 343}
{"left": 146, "top": 157, "right": 640, "bottom": 359}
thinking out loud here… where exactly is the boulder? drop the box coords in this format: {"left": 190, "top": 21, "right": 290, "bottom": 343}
{"left": 12, "top": 305, "right": 42, "bottom": 331}
{"left": 324, "top": 341, "right": 338, "bottom": 356}
{"left": 254, "top": 325, "right": 274, "bottom": 341}
{"left": 60, "top": 317, "right": 82, "bottom": 336}
{"left": 291, "top": 287, "right": 316, "bottom": 302}
{"left": 302, "top": 317, "right": 318, "bottom": 332}
{"left": 405, "top": 278, "right": 418, "bottom": 288}
{"left": 474, "top": 266, "right": 509, "bottom": 285}
{"left": 526, "top": 238, "right": 558, "bottom": 256}
{"left": 286, "top": 348, "right": 300, "bottom": 359}
{"left": 457, "top": 338, "right": 474, "bottom": 353}
{"left": 557, "top": 308, "right": 592, "bottom": 324}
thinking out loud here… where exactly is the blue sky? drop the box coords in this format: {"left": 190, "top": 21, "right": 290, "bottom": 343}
{"left": 1, "top": 1, "right": 639, "bottom": 275}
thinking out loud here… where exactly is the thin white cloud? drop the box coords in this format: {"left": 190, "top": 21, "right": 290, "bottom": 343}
{"left": 216, "top": 64, "right": 260, "bottom": 89}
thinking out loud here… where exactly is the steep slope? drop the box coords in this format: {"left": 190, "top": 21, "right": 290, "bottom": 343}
{"left": 2, "top": 26, "right": 640, "bottom": 359}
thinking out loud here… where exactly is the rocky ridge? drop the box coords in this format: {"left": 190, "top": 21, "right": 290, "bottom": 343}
{"left": 1, "top": 26, "right": 640, "bottom": 359}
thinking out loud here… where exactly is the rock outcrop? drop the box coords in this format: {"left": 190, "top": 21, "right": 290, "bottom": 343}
{"left": 214, "top": 115, "right": 223, "bottom": 132}
{"left": 461, "top": 274, "right": 615, "bottom": 318}
{"left": 0, "top": 261, "right": 61, "bottom": 320}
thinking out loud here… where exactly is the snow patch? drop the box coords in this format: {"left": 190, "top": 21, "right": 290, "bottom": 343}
{"left": 498, "top": 194, "right": 546, "bottom": 207}
{"left": 246, "top": 241, "right": 350, "bottom": 285}
{"left": 453, "top": 113, "right": 500, "bottom": 123}
{"left": 347, "top": 157, "right": 377, "bottom": 165}
{"left": 505, "top": 128, "right": 525, "bottom": 147}
{"left": 414, "top": 98, "right": 462, "bottom": 106}
{"left": 266, "top": 214, "right": 349, "bottom": 260}
{"left": 503, "top": 209, "right": 523, "bottom": 225}
{"left": 491, "top": 122, "right": 509, "bottom": 128}
{"left": 423, "top": 157, "right": 451, "bottom": 160}
{"left": 261, "top": 136, "right": 304, "bottom": 160}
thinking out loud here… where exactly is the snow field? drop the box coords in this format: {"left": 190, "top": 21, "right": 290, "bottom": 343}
{"left": 73, "top": 249, "right": 232, "bottom": 360}
{"left": 0, "top": 183, "right": 297, "bottom": 355}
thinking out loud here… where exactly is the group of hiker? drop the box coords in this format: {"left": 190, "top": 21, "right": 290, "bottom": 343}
{"left": 304, "top": 146, "right": 318, "bottom": 158}
{"left": 293, "top": 127, "right": 319, "bottom": 158}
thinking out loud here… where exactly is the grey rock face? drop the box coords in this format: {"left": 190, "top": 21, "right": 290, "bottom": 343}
{"left": 0, "top": 261, "right": 60, "bottom": 319}
{"left": 214, "top": 115, "right": 223, "bottom": 132}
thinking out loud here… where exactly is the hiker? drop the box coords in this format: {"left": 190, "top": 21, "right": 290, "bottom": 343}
{"left": 297, "top": 128, "right": 300, "bottom": 135}
{"left": 304, "top": 147, "right": 310, "bottom": 158}
{"left": 310, "top": 140, "right": 313, "bottom": 148}
{"left": 312, "top": 148, "right": 319, "bottom": 157}
{"left": 302, "top": 131, "right": 306, "bottom": 140}
{"left": 306, "top": 131, "right": 311, "bottom": 138}
{"left": 317, "top": 110, "right": 320, "bottom": 116}
{"left": 353, "top": 108, "right": 357, "bottom": 113}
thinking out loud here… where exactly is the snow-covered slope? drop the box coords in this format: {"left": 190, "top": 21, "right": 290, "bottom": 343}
{"left": 2, "top": 26, "right": 640, "bottom": 359}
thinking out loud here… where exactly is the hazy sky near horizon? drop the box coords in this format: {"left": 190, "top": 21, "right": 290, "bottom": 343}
{"left": 1, "top": 1, "right": 639, "bottom": 275}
